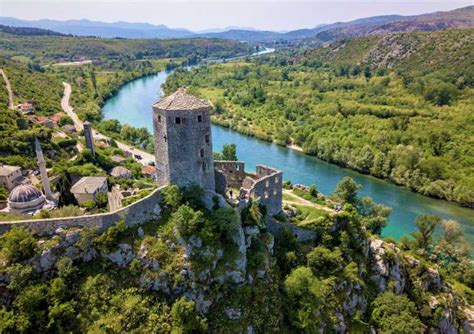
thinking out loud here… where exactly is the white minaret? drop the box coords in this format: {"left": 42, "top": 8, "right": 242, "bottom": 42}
{"left": 35, "top": 138, "right": 53, "bottom": 201}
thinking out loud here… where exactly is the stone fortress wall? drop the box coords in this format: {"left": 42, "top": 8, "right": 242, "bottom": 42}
{"left": 214, "top": 160, "right": 246, "bottom": 188}
{"left": 241, "top": 165, "right": 283, "bottom": 216}
{"left": 0, "top": 187, "right": 163, "bottom": 236}
{"left": 215, "top": 161, "right": 283, "bottom": 216}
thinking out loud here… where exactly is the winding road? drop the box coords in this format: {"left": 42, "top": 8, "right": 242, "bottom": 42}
{"left": 0, "top": 69, "right": 15, "bottom": 109}
{"left": 61, "top": 82, "right": 155, "bottom": 165}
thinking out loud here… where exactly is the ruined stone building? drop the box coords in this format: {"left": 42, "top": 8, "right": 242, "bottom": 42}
{"left": 153, "top": 88, "right": 282, "bottom": 215}
{"left": 153, "top": 88, "right": 215, "bottom": 191}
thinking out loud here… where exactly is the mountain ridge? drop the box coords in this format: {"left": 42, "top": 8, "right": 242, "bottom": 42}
{"left": 1, "top": 5, "right": 472, "bottom": 41}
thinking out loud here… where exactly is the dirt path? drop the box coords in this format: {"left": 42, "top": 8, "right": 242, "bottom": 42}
{"left": 283, "top": 189, "right": 336, "bottom": 214}
{"left": 61, "top": 82, "right": 155, "bottom": 165}
{"left": 0, "top": 69, "right": 15, "bottom": 109}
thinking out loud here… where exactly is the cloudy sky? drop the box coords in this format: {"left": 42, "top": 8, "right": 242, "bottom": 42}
{"left": 0, "top": 0, "right": 470, "bottom": 31}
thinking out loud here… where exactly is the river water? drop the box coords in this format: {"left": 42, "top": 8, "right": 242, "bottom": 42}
{"left": 103, "top": 69, "right": 473, "bottom": 242}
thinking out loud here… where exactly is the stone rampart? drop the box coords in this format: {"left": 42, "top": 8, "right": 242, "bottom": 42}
{"left": 214, "top": 160, "right": 246, "bottom": 189}
{"left": 244, "top": 165, "right": 283, "bottom": 216}
{"left": 0, "top": 187, "right": 163, "bottom": 236}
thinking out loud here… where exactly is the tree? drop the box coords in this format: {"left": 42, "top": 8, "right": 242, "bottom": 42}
{"left": 0, "top": 227, "right": 36, "bottom": 262}
{"left": 220, "top": 143, "right": 238, "bottom": 161}
{"left": 411, "top": 215, "right": 441, "bottom": 252}
{"left": 306, "top": 246, "right": 343, "bottom": 276}
{"left": 172, "top": 205, "right": 204, "bottom": 240}
{"left": 371, "top": 292, "right": 425, "bottom": 333}
{"left": 333, "top": 177, "right": 362, "bottom": 205}
{"left": 284, "top": 267, "right": 337, "bottom": 331}
{"left": 358, "top": 196, "right": 392, "bottom": 235}
{"left": 161, "top": 185, "right": 183, "bottom": 211}
{"left": 171, "top": 297, "right": 207, "bottom": 333}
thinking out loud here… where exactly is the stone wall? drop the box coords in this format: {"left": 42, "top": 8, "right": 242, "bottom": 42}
{"left": 266, "top": 218, "right": 317, "bottom": 242}
{"left": 0, "top": 187, "right": 163, "bottom": 236}
{"left": 243, "top": 165, "right": 283, "bottom": 216}
{"left": 214, "top": 160, "right": 246, "bottom": 189}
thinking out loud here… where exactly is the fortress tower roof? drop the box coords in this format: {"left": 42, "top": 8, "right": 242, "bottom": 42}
{"left": 153, "top": 88, "right": 210, "bottom": 111}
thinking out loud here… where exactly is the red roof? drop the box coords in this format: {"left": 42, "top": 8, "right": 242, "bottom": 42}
{"left": 142, "top": 165, "right": 156, "bottom": 176}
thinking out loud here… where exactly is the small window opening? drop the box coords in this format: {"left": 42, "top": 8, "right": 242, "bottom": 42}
{"left": 198, "top": 115, "right": 202, "bottom": 122}
{"left": 275, "top": 177, "right": 279, "bottom": 184}
{"left": 265, "top": 180, "right": 270, "bottom": 188}
{"left": 264, "top": 191, "right": 269, "bottom": 199}
{"left": 175, "top": 117, "right": 181, "bottom": 124}
{"left": 205, "top": 134, "right": 210, "bottom": 144}
{"left": 202, "top": 162, "right": 206, "bottom": 171}
{"left": 158, "top": 115, "right": 161, "bottom": 123}
{"left": 163, "top": 135, "right": 167, "bottom": 142}
{"left": 200, "top": 149, "right": 204, "bottom": 158}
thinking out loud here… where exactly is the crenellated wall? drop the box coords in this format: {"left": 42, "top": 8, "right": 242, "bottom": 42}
{"left": 0, "top": 187, "right": 163, "bottom": 236}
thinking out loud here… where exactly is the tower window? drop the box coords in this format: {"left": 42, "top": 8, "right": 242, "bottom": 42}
{"left": 202, "top": 162, "right": 206, "bottom": 171}
{"left": 175, "top": 117, "right": 181, "bottom": 124}
{"left": 200, "top": 149, "right": 204, "bottom": 158}
{"left": 163, "top": 135, "right": 167, "bottom": 142}
{"left": 205, "top": 134, "right": 210, "bottom": 144}
{"left": 198, "top": 115, "right": 202, "bottom": 122}
{"left": 158, "top": 115, "right": 161, "bottom": 123}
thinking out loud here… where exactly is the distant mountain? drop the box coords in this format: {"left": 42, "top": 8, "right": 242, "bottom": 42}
{"left": 0, "top": 17, "right": 194, "bottom": 38}
{"left": 1, "top": 6, "right": 472, "bottom": 41}
{"left": 304, "top": 6, "right": 474, "bottom": 44}
{"left": 0, "top": 24, "right": 66, "bottom": 36}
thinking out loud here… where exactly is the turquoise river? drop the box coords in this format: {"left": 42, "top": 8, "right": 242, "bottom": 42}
{"left": 103, "top": 71, "right": 474, "bottom": 243}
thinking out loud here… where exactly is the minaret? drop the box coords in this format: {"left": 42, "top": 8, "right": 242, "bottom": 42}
{"left": 35, "top": 138, "right": 53, "bottom": 200}
{"left": 83, "top": 121, "right": 95, "bottom": 157}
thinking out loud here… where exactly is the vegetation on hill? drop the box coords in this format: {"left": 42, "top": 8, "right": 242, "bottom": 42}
{"left": 0, "top": 180, "right": 471, "bottom": 332}
{"left": 0, "top": 25, "right": 66, "bottom": 36}
{"left": 164, "top": 29, "right": 474, "bottom": 206}
{"left": 0, "top": 32, "right": 253, "bottom": 64}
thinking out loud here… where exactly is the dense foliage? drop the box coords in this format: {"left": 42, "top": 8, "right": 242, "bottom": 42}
{"left": 164, "top": 30, "right": 474, "bottom": 206}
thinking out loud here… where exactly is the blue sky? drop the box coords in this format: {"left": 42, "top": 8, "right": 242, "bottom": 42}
{"left": 0, "top": 0, "right": 470, "bottom": 31}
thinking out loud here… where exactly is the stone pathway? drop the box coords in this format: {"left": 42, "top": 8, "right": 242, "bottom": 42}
{"left": 0, "top": 69, "right": 15, "bottom": 109}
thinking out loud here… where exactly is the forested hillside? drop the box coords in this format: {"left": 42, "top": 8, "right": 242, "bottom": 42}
{"left": 164, "top": 29, "right": 474, "bottom": 206}
{"left": 0, "top": 33, "right": 252, "bottom": 63}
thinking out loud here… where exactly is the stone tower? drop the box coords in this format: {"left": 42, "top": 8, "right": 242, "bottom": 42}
{"left": 83, "top": 121, "right": 95, "bottom": 157}
{"left": 153, "top": 88, "right": 215, "bottom": 191}
{"left": 35, "top": 138, "right": 53, "bottom": 200}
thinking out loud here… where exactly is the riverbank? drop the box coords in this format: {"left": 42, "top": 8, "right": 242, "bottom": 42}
{"left": 102, "top": 72, "right": 474, "bottom": 244}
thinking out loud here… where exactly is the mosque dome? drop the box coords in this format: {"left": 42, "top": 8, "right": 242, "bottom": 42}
{"left": 8, "top": 184, "right": 47, "bottom": 215}
{"left": 9, "top": 185, "right": 43, "bottom": 203}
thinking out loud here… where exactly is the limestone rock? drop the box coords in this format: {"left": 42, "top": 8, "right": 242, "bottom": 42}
{"left": 225, "top": 308, "right": 242, "bottom": 320}
{"left": 107, "top": 243, "right": 134, "bottom": 267}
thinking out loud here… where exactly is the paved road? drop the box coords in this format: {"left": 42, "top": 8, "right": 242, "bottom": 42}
{"left": 61, "top": 82, "right": 155, "bottom": 165}
{"left": 0, "top": 69, "right": 15, "bottom": 109}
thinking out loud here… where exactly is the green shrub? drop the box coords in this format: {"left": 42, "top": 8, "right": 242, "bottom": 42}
{"left": 0, "top": 227, "right": 36, "bottom": 262}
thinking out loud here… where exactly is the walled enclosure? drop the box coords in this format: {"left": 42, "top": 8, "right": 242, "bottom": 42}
{"left": 214, "top": 160, "right": 246, "bottom": 189}
{"left": 0, "top": 188, "right": 163, "bottom": 236}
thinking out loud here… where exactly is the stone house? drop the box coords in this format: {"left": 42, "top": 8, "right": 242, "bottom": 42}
{"left": 70, "top": 176, "right": 108, "bottom": 204}
{"left": 0, "top": 165, "right": 23, "bottom": 191}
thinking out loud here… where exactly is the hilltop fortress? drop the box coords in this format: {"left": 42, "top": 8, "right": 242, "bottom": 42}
{"left": 152, "top": 88, "right": 282, "bottom": 216}
{"left": 0, "top": 88, "right": 283, "bottom": 234}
